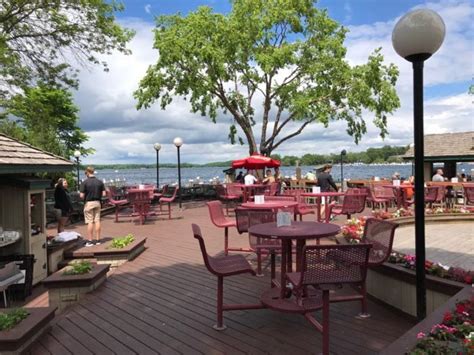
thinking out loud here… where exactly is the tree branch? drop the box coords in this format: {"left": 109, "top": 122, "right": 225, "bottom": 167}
{"left": 271, "top": 120, "right": 312, "bottom": 151}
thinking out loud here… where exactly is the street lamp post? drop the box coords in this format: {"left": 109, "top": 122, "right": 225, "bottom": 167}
{"left": 340, "top": 149, "right": 347, "bottom": 191}
{"left": 154, "top": 143, "right": 162, "bottom": 189}
{"left": 173, "top": 137, "right": 183, "bottom": 208}
{"left": 73, "top": 150, "right": 81, "bottom": 191}
{"left": 392, "top": 9, "right": 445, "bottom": 320}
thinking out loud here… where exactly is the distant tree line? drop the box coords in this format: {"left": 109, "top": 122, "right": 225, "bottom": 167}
{"left": 90, "top": 145, "right": 408, "bottom": 170}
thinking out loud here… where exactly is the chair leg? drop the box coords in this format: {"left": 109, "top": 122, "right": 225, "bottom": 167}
{"left": 256, "top": 250, "right": 264, "bottom": 277}
{"left": 358, "top": 283, "right": 371, "bottom": 319}
{"left": 3, "top": 290, "right": 7, "bottom": 308}
{"left": 115, "top": 206, "right": 119, "bottom": 222}
{"left": 168, "top": 202, "right": 171, "bottom": 219}
{"left": 270, "top": 252, "right": 276, "bottom": 286}
{"left": 213, "top": 276, "right": 227, "bottom": 331}
{"left": 322, "top": 290, "right": 330, "bottom": 355}
{"left": 224, "top": 227, "right": 229, "bottom": 256}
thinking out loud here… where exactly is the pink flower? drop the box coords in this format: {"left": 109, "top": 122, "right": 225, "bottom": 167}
{"left": 416, "top": 332, "right": 425, "bottom": 339}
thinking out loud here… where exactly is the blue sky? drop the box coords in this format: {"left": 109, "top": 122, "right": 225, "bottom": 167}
{"left": 76, "top": 0, "right": 472, "bottom": 165}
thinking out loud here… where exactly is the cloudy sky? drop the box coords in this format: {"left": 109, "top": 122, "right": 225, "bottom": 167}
{"left": 76, "top": 0, "right": 472, "bottom": 165}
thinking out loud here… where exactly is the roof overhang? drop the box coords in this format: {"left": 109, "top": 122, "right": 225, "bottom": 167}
{"left": 402, "top": 155, "right": 474, "bottom": 162}
{"left": 0, "top": 164, "right": 73, "bottom": 174}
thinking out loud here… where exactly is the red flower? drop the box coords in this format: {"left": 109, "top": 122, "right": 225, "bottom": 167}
{"left": 455, "top": 303, "right": 466, "bottom": 314}
{"left": 443, "top": 311, "right": 452, "bottom": 323}
{"left": 464, "top": 275, "right": 472, "bottom": 284}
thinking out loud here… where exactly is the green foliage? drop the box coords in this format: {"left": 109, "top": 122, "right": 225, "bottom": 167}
{"left": 62, "top": 260, "right": 93, "bottom": 276}
{"left": 0, "top": 308, "right": 29, "bottom": 331}
{"left": 110, "top": 234, "right": 135, "bottom": 249}
{"left": 135, "top": 0, "right": 400, "bottom": 155}
{"left": 0, "top": 84, "right": 93, "bottom": 159}
{"left": 0, "top": 0, "right": 134, "bottom": 100}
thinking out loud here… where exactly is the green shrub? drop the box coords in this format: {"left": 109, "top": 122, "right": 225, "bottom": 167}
{"left": 62, "top": 260, "right": 93, "bottom": 275}
{"left": 0, "top": 308, "right": 29, "bottom": 331}
{"left": 110, "top": 234, "right": 135, "bottom": 249}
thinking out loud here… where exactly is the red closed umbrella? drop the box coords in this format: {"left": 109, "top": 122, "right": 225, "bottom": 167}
{"left": 231, "top": 153, "right": 281, "bottom": 169}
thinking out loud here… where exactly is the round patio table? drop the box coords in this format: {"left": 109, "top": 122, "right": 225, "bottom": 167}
{"left": 249, "top": 221, "right": 340, "bottom": 303}
{"left": 301, "top": 191, "right": 345, "bottom": 222}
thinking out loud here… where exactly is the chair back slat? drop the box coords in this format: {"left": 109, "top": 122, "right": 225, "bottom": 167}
{"left": 362, "top": 218, "right": 398, "bottom": 266}
{"left": 127, "top": 190, "right": 150, "bottom": 203}
{"left": 227, "top": 183, "right": 243, "bottom": 197}
{"left": 424, "top": 186, "right": 439, "bottom": 202}
{"left": 464, "top": 185, "right": 474, "bottom": 204}
{"left": 300, "top": 244, "right": 372, "bottom": 286}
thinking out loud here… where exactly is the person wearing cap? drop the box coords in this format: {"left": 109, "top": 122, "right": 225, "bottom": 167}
{"left": 317, "top": 164, "right": 338, "bottom": 192}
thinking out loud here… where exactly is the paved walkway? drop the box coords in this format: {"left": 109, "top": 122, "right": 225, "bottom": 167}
{"left": 394, "top": 222, "right": 474, "bottom": 270}
{"left": 26, "top": 203, "right": 413, "bottom": 354}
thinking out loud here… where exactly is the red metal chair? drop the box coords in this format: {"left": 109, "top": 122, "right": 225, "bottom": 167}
{"left": 235, "top": 207, "right": 280, "bottom": 276}
{"left": 463, "top": 184, "right": 474, "bottom": 206}
{"left": 325, "top": 189, "right": 367, "bottom": 223}
{"left": 106, "top": 188, "right": 129, "bottom": 222}
{"left": 286, "top": 243, "right": 372, "bottom": 355}
{"left": 424, "top": 186, "right": 439, "bottom": 208}
{"left": 192, "top": 224, "right": 261, "bottom": 330}
{"left": 361, "top": 217, "right": 398, "bottom": 266}
{"left": 206, "top": 201, "right": 237, "bottom": 256}
{"left": 284, "top": 189, "right": 316, "bottom": 221}
{"left": 433, "top": 185, "right": 446, "bottom": 208}
{"left": 127, "top": 190, "right": 152, "bottom": 224}
{"left": 215, "top": 185, "right": 240, "bottom": 216}
{"left": 158, "top": 186, "right": 178, "bottom": 219}
{"left": 263, "top": 182, "right": 280, "bottom": 196}
{"left": 367, "top": 185, "right": 391, "bottom": 211}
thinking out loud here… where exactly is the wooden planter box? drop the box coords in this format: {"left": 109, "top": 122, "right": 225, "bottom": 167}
{"left": 366, "top": 262, "right": 465, "bottom": 318}
{"left": 389, "top": 213, "right": 474, "bottom": 225}
{"left": 42, "top": 263, "right": 110, "bottom": 312}
{"left": 64, "top": 236, "right": 147, "bottom": 267}
{"left": 381, "top": 286, "right": 471, "bottom": 354}
{"left": 0, "top": 306, "right": 56, "bottom": 354}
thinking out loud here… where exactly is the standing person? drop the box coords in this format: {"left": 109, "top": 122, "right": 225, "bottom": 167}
{"left": 432, "top": 168, "right": 444, "bottom": 182}
{"left": 317, "top": 164, "right": 338, "bottom": 192}
{"left": 54, "top": 178, "right": 73, "bottom": 233}
{"left": 244, "top": 169, "right": 258, "bottom": 185}
{"left": 80, "top": 167, "right": 105, "bottom": 247}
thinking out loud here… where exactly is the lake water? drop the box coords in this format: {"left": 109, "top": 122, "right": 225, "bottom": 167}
{"left": 93, "top": 163, "right": 473, "bottom": 187}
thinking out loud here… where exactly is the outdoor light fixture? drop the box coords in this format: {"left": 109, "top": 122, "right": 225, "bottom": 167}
{"left": 392, "top": 8, "right": 445, "bottom": 320}
{"left": 73, "top": 150, "right": 81, "bottom": 191}
{"left": 340, "top": 149, "right": 347, "bottom": 192}
{"left": 173, "top": 137, "right": 183, "bottom": 208}
{"left": 154, "top": 143, "right": 162, "bottom": 188}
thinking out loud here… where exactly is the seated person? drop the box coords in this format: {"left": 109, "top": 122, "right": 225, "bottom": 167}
{"left": 244, "top": 170, "right": 258, "bottom": 185}
{"left": 262, "top": 169, "right": 275, "bottom": 184}
{"left": 235, "top": 171, "right": 244, "bottom": 183}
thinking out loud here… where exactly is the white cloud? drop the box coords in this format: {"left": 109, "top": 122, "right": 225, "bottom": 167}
{"left": 74, "top": 0, "right": 473, "bottom": 165}
{"left": 144, "top": 4, "right": 152, "bottom": 14}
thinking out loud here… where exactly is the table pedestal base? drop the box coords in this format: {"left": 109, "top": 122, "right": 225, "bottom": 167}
{"left": 260, "top": 288, "right": 323, "bottom": 314}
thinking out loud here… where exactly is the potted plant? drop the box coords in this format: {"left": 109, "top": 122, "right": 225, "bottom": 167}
{"left": 0, "top": 307, "right": 55, "bottom": 353}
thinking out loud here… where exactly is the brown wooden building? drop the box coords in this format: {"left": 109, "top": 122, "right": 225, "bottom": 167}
{"left": 0, "top": 134, "right": 73, "bottom": 287}
{"left": 402, "top": 131, "right": 474, "bottom": 180}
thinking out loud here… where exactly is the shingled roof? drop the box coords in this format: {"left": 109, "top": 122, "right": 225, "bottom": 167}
{"left": 402, "top": 131, "right": 474, "bottom": 162}
{"left": 0, "top": 133, "right": 73, "bottom": 174}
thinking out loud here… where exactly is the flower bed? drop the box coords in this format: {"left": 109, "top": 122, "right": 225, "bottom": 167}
{"left": 413, "top": 297, "right": 473, "bottom": 354}
{"left": 381, "top": 286, "right": 472, "bottom": 354}
{"left": 372, "top": 207, "right": 473, "bottom": 220}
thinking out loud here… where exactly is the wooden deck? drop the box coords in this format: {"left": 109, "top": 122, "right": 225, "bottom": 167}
{"left": 26, "top": 204, "right": 414, "bottom": 354}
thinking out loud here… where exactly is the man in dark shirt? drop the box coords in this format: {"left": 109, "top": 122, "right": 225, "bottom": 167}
{"left": 317, "top": 164, "right": 338, "bottom": 192}
{"left": 80, "top": 166, "right": 105, "bottom": 246}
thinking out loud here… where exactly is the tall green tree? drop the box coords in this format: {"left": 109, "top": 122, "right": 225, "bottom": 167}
{"left": 0, "top": 85, "right": 92, "bottom": 159}
{"left": 135, "top": 0, "right": 400, "bottom": 155}
{"left": 0, "top": 0, "right": 134, "bottom": 100}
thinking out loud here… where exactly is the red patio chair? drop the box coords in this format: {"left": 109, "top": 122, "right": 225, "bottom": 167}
{"left": 433, "top": 185, "right": 446, "bottom": 208}
{"left": 215, "top": 185, "right": 240, "bottom": 216}
{"left": 106, "top": 188, "right": 129, "bottom": 222}
{"left": 192, "top": 224, "right": 258, "bottom": 330}
{"left": 424, "top": 186, "right": 439, "bottom": 208}
{"left": 284, "top": 188, "right": 316, "bottom": 221}
{"left": 286, "top": 243, "right": 372, "bottom": 355}
{"left": 127, "top": 190, "right": 152, "bottom": 224}
{"left": 206, "top": 201, "right": 237, "bottom": 256}
{"left": 235, "top": 207, "right": 280, "bottom": 277}
{"left": 154, "top": 184, "right": 168, "bottom": 201}
{"left": 263, "top": 182, "right": 280, "bottom": 196}
{"left": 463, "top": 184, "right": 474, "bottom": 206}
{"left": 325, "top": 188, "right": 367, "bottom": 223}
{"left": 158, "top": 186, "right": 178, "bottom": 219}
{"left": 361, "top": 218, "right": 398, "bottom": 266}
{"left": 367, "top": 185, "right": 391, "bottom": 211}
